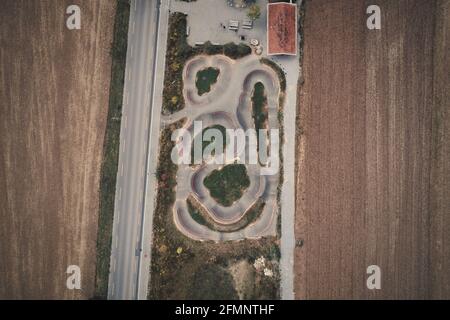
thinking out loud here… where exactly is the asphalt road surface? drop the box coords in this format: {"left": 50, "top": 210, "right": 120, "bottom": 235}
{"left": 108, "top": 0, "right": 160, "bottom": 300}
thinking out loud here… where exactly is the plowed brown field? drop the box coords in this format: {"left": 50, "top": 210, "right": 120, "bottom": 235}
{"left": 295, "top": 0, "right": 450, "bottom": 299}
{"left": 0, "top": 0, "right": 116, "bottom": 299}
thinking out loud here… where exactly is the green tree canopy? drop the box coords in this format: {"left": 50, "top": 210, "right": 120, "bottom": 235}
{"left": 247, "top": 4, "right": 261, "bottom": 20}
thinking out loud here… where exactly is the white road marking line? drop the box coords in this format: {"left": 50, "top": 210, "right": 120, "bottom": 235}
{"left": 118, "top": 188, "right": 122, "bottom": 201}
{"left": 124, "top": 115, "right": 128, "bottom": 129}
{"left": 115, "top": 235, "right": 119, "bottom": 249}
{"left": 131, "top": 45, "right": 134, "bottom": 58}
{"left": 111, "top": 283, "right": 115, "bottom": 296}
{"left": 121, "top": 163, "right": 124, "bottom": 176}
{"left": 134, "top": 0, "right": 137, "bottom": 11}
{"left": 132, "top": 21, "right": 135, "bottom": 34}
{"left": 128, "top": 69, "right": 131, "bottom": 81}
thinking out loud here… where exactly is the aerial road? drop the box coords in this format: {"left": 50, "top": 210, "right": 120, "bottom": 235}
{"left": 107, "top": 0, "right": 162, "bottom": 300}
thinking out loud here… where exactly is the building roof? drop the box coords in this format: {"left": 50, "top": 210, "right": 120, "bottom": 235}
{"left": 267, "top": 2, "right": 297, "bottom": 56}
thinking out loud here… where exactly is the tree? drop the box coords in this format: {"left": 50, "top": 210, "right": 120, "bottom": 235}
{"left": 247, "top": 4, "right": 261, "bottom": 20}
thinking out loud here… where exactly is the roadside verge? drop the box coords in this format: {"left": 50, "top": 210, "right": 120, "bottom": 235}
{"left": 94, "top": 0, "right": 130, "bottom": 299}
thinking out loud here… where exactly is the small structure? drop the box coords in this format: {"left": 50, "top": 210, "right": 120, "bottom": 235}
{"left": 250, "top": 39, "right": 259, "bottom": 46}
{"left": 267, "top": 2, "right": 297, "bottom": 56}
{"left": 228, "top": 19, "right": 239, "bottom": 31}
{"left": 242, "top": 19, "right": 253, "bottom": 29}
{"left": 263, "top": 268, "right": 274, "bottom": 277}
{"left": 253, "top": 256, "right": 266, "bottom": 271}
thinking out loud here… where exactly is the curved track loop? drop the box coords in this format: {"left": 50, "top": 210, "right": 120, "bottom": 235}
{"left": 168, "top": 54, "right": 281, "bottom": 241}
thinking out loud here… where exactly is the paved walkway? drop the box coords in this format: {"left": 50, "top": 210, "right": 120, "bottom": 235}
{"left": 271, "top": 54, "right": 300, "bottom": 300}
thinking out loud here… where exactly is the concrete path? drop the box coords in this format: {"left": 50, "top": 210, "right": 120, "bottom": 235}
{"left": 270, "top": 54, "right": 300, "bottom": 300}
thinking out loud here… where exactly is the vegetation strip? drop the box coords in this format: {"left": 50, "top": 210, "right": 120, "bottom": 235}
{"left": 93, "top": 0, "right": 130, "bottom": 299}
{"left": 191, "top": 124, "right": 228, "bottom": 164}
{"left": 251, "top": 82, "right": 269, "bottom": 153}
{"left": 187, "top": 196, "right": 266, "bottom": 232}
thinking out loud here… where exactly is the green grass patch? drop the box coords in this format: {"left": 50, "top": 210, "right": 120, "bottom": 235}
{"left": 196, "top": 67, "right": 220, "bottom": 96}
{"left": 187, "top": 199, "right": 212, "bottom": 228}
{"left": 203, "top": 164, "right": 250, "bottom": 207}
{"left": 252, "top": 82, "right": 268, "bottom": 131}
{"left": 187, "top": 196, "right": 265, "bottom": 233}
{"left": 243, "top": 200, "right": 265, "bottom": 226}
{"left": 251, "top": 82, "right": 268, "bottom": 151}
{"left": 260, "top": 58, "right": 286, "bottom": 92}
{"left": 191, "top": 124, "right": 228, "bottom": 164}
{"left": 93, "top": 0, "right": 130, "bottom": 299}
{"left": 259, "top": 58, "right": 286, "bottom": 238}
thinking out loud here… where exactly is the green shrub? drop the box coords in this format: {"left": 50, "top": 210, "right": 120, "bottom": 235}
{"left": 203, "top": 164, "right": 250, "bottom": 207}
